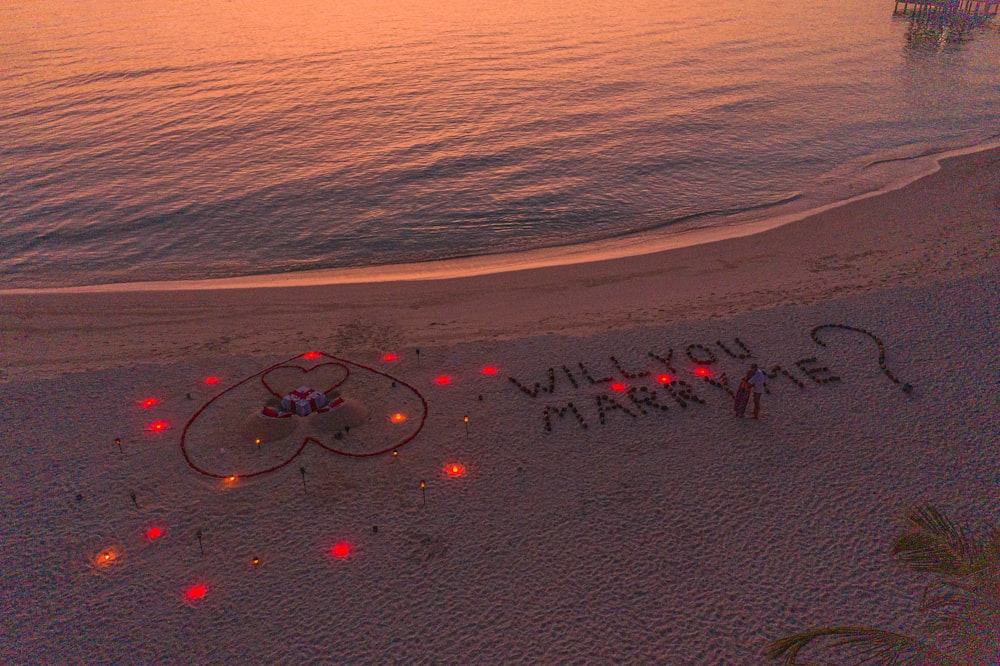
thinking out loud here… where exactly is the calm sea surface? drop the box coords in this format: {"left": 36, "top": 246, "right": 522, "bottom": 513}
{"left": 2, "top": 0, "right": 999, "bottom": 289}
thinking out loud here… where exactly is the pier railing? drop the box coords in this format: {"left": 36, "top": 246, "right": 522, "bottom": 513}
{"left": 894, "top": 0, "right": 999, "bottom": 16}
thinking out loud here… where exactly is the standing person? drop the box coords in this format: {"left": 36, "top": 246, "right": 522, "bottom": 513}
{"left": 747, "top": 363, "right": 767, "bottom": 419}
{"left": 734, "top": 368, "right": 753, "bottom": 417}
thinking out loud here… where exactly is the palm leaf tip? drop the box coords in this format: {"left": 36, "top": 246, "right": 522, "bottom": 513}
{"left": 892, "top": 504, "right": 978, "bottom": 576}
{"left": 766, "top": 626, "right": 957, "bottom": 666}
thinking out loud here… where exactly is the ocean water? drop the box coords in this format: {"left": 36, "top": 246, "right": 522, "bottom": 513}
{"left": 2, "top": 0, "right": 999, "bottom": 289}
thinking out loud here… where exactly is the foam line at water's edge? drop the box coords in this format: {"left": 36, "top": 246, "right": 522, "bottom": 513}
{"left": 4, "top": 138, "right": 999, "bottom": 295}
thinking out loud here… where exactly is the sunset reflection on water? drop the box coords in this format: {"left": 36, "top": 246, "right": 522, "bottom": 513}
{"left": 3, "top": 0, "right": 999, "bottom": 289}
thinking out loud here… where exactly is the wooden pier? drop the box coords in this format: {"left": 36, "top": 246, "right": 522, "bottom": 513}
{"left": 894, "top": 0, "right": 999, "bottom": 16}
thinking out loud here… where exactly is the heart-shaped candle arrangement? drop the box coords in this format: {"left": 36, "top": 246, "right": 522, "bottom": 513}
{"left": 181, "top": 353, "right": 428, "bottom": 479}
{"left": 260, "top": 362, "right": 350, "bottom": 399}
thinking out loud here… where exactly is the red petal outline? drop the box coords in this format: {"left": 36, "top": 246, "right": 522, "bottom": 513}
{"left": 180, "top": 353, "right": 428, "bottom": 479}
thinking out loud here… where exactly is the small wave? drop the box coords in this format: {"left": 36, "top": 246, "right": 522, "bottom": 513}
{"left": 624, "top": 192, "right": 805, "bottom": 238}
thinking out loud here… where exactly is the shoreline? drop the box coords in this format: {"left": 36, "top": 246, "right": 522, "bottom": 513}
{"left": 2, "top": 142, "right": 997, "bottom": 382}
{"left": 3, "top": 138, "right": 999, "bottom": 296}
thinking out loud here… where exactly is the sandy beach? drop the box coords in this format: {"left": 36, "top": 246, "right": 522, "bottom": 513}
{"left": 2, "top": 146, "right": 998, "bottom": 664}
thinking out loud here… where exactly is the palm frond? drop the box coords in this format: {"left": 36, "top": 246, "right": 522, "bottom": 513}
{"left": 891, "top": 504, "right": 980, "bottom": 576}
{"left": 766, "top": 626, "right": 959, "bottom": 666}
{"left": 984, "top": 525, "right": 1000, "bottom": 562}
{"left": 922, "top": 570, "right": 1000, "bottom": 614}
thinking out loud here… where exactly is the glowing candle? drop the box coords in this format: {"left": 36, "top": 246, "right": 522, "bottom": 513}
{"left": 185, "top": 584, "right": 208, "bottom": 601}
{"left": 445, "top": 463, "right": 466, "bottom": 477}
{"left": 434, "top": 375, "right": 452, "bottom": 386}
{"left": 93, "top": 546, "right": 120, "bottom": 567}
{"left": 141, "top": 398, "right": 158, "bottom": 409}
{"left": 390, "top": 413, "right": 407, "bottom": 423}
{"left": 329, "top": 542, "right": 353, "bottom": 559}
{"left": 382, "top": 353, "right": 398, "bottom": 362}
{"left": 204, "top": 376, "right": 220, "bottom": 385}
{"left": 303, "top": 351, "right": 320, "bottom": 359}
{"left": 481, "top": 365, "right": 498, "bottom": 375}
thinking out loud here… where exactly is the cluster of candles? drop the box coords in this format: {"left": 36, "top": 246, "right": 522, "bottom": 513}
{"left": 108, "top": 353, "right": 484, "bottom": 605}
{"left": 140, "top": 375, "right": 222, "bottom": 433}
{"left": 93, "top": 523, "right": 167, "bottom": 569}
{"left": 93, "top": 455, "right": 473, "bottom": 603}
{"left": 140, "top": 393, "right": 169, "bottom": 433}
{"left": 508, "top": 355, "right": 724, "bottom": 410}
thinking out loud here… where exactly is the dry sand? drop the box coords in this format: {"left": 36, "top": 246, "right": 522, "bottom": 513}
{"left": 1, "top": 147, "right": 998, "bottom": 664}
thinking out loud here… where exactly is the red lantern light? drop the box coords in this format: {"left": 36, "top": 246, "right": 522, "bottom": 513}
{"left": 145, "top": 526, "right": 164, "bottom": 541}
{"left": 204, "top": 376, "right": 220, "bottom": 385}
{"left": 481, "top": 365, "right": 498, "bottom": 376}
{"left": 434, "top": 375, "right": 452, "bottom": 386}
{"left": 140, "top": 398, "right": 158, "bottom": 409}
{"left": 303, "top": 351, "right": 321, "bottom": 359}
{"left": 657, "top": 374, "right": 673, "bottom": 384}
{"left": 147, "top": 420, "right": 170, "bottom": 432}
{"left": 329, "top": 542, "right": 354, "bottom": 559}
{"left": 610, "top": 382, "right": 626, "bottom": 392}
{"left": 694, "top": 367, "right": 710, "bottom": 377}
{"left": 445, "top": 463, "right": 466, "bottom": 477}
{"left": 390, "top": 413, "right": 407, "bottom": 423}
{"left": 382, "top": 353, "right": 398, "bottom": 362}
{"left": 184, "top": 584, "right": 208, "bottom": 601}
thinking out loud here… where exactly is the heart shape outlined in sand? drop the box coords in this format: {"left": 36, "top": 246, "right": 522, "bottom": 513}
{"left": 260, "top": 362, "right": 350, "bottom": 398}
{"left": 180, "top": 352, "right": 428, "bottom": 479}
